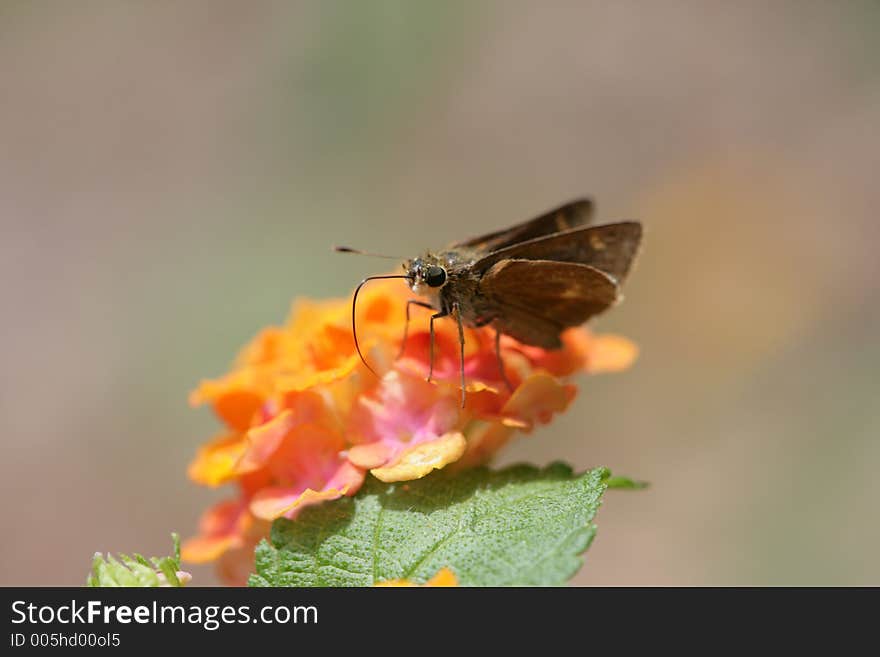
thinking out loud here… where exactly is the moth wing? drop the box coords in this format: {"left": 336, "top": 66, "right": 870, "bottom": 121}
{"left": 450, "top": 198, "right": 594, "bottom": 253}
{"left": 474, "top": 222, "right": 642, "bottom": 284}
{"left": 479, "top": 258, "right": 619, "bottom": 348}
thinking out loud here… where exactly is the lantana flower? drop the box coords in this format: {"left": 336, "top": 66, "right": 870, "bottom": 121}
{"left": 182, "top": 278, "right": 636, "bottom": 584}
{"left": 375, "top": 567, "right": 459, "bottom": 587}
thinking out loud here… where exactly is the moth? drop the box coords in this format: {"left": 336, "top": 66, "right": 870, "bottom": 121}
{"left": 336, "top": 199, "right": 642, "bottom": 406}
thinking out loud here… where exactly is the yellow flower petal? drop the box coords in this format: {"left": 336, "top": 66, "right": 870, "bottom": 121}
{"left": 370, "top": 432, "right": 466, "bottom": 483}
{"left": 187, "top": 433, "right": 249, "bottom": 487}
{"left": 587, "top": 334, "right": 639, "bottom": 374}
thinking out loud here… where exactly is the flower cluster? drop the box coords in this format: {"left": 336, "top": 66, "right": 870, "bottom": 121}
{"left": 182, "top": 278, "right": 636, "bottom": 583}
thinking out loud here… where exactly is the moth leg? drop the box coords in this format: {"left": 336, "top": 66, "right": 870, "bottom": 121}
{"left": 495, "top": 328, "right": 514, "bottom": 393}
{"left": 427, "top": 309, "right": 449, "bottom": 383}
{"left": 453, "top": 302, "right": 466, "bottom": 408}
{"left": 397, "top": 300, "right": 435, "bottom": 360}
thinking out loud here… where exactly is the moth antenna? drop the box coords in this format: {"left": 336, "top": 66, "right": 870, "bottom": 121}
{"left": 351, "top": 274, "right": 412, "bottom": 377}
{"left": 334, "top": 245, "right": 402, "bottom": 260}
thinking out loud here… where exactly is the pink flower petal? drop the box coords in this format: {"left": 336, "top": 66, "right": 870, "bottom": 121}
{"left": 249, "top": 461, "right": 365, "bottom": 519}
{"left": 348, "top": 371, "right": 460, "bottom": 469}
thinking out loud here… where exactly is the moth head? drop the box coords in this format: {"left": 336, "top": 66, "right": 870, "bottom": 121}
{"left": 404, "top": 255, "right": 448, "bottom": 295}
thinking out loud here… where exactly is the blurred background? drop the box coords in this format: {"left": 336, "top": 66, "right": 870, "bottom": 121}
{"left": 2, "top": 1, "right": 878, "bottom": 586}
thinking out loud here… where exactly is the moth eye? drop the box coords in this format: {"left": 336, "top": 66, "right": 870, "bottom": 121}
{"left": 424, "top": 266, "right": 447, "bottom": 287}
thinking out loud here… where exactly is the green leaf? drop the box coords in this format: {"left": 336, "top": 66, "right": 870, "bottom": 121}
{"left": 250, "top": 462, "right": 609, "bottom": 587}
{"left": 603, "top": 474, "right": 650, "bottom": 490}
{"left": 87, "top": 533, "right": 189, "bottom": 587}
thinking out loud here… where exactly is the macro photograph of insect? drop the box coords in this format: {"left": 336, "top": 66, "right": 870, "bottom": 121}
{"left": 337, "top": 199, "right": 641, "bottom": 406}
{"left": 1, "top": 0, "right": 878, "bottom": 622}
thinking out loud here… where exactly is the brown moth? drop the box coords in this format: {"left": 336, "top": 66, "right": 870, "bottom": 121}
{"left": 336, "top": 199, "right": 642, "bottom": 406}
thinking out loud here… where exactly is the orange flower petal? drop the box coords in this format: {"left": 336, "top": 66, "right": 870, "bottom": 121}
{"left": 181, "top": 499, "right": 251, "bottom": 563}
{"left": 496, "top": 373, "right": 576, "bottom": 431}
{"left": 181, "top": 533, "right": 240, "bottom": 564}
{"left": 586, "top": 334, "right": 639, "bottom": 373}
{"left": 234, "top": 409, "right": 297, "bottom": 475}
{"left": 187, "top": 433, "right": 249, "bottom": 487}
{"left": 375, "top": 567, "right": 459, "bottom": 587}
{"left": 211, "top": 390, "right": 264, "bottom": 431}
{"left": 347, "top": 442, "right": 396, "bottom": 469}
{"left": 249, "top": 463, "right": 365, "bottom": 520}
{"left": 514, "top": 328, "right": 591, "bottom": 376}
{"left": 371, "top": 432, "right": 466, "bottom": 483}
{"left": 266, "top": 424, "right": 346, "bottom": 482}
{"left": 456, "top": 421, "right": 515, "bottom": 469}
{"left": 190, "top": 371, "right": 265, "bottom": 431}
{"left": 235, "top": 326, "right": 288, "bottom": 368}
{"left": 276, "top": 389, "right": 330, "bottom": 423}
{"left": 425, "top": 567, "right": 458, "bottom": 586}
{"left": 276, "top": 352, "right": 364, "bottom": 392}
